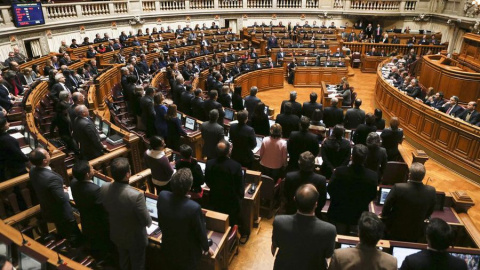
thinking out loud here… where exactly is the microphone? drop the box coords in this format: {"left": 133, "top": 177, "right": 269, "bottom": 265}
{"left": 20, "top": 230, "right": 28, "bottom": 245}
{"left": 57, "top": 252, "right": 64, "bottom": 265}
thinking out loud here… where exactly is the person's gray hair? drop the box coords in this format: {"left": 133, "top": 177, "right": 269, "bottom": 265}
{"left": 59, "top": 91, "right": 70, "bottom": 101}
{"left": 75, "top": 104, "right": 88, "bottom": 117}
{"left": 250, "top": 86, "right": 258, "bottom": 96}
{"left": 120, "top": 67, "right": 129, "bottom": 74}
{"left": 170, "top": 168, "right": 193, "bottom": 196}
{"left": 409, "top": 162, "right": 426, "bottom": 182}
{"left": 366, "top": 132, "right": 381, "bottom": 148}
{"left": 54, "top": 73, "right": 64, "bottom": 82}
{"left": 209, "top": 109, "right": 219, "bottom": 122}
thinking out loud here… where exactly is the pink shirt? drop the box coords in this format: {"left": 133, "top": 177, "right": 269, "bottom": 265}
{"left": 259, "top": 137, "right": 287, "bottom": 169}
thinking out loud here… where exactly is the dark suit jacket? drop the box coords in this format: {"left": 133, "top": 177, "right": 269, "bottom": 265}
{"left": 70, "top": 178, "right": 109, "bottom": 239}
{"left": 381, "top": 128, "right": 403, "bottom": 161}
{"left": 302, "top": 102, "right": 323, "bottom": 118}
{"left": 250, "top": 113, "right": 270, "bottom": 136}
{"left": 203, "top": 99, "right": 224, "bottom": 126}
{"left": 244, "top": 95, "right": 261, "bottom": 119}
{"left": 323, "top": 106, "right": 344, "bottom": 128}
{"left": 191, "top": 97, "right": 206, "bottom": 121}
{"left": 179, "top": 91, "right": 194, "bottom": 116}
{"left": 230, "top": 123, "right": 256, "bottom": 166}
{"left": 400, "top": 250, "right": 468, "bottom": 270}
{"left": 275, "top": 113, "right": 300, "bottom": 138}
{"left": 284, "top": 171, "right": 326, "bottom": 218}
{"left": 344, "top": 108, "right": 366, "bottom": 130}
{"left": 0, "top": 84, "right": 12, "bottom": 111}
{"left": 327, "top": 164, "right": 378, "bottom": 225}
{"left": 352, "top": 123, "right": 377, "bottom": 145}
{"left": 73, "top": 117, "right": 104, "bottom": 160}
{"left": 440, "top": 104, "right": 465, "bottom": 117}
{"left": 381, "top": 181, "right": 436, "bottom": 242}
{"left": 287, "top": 130, "right": 320, "bottom": 170}
{"left": 50, "top": 83, "right": 68, "bottom": 104}
{"left": 157, "top": 191, "right": 209, "bottom": 269}
{"left": 100, "top": 182, "right": 152, "bottom": 248}
{"left": 232, "top": 93, "right": 244, "bottom": 112}
{"left": 29, "top": 167, "right": 74, "bottom": 222}
{"left": 205, "top": 156, "right": 244, "bottom": 219}
{"left": 0, "top": 131, "right": 28, "bottom": 181}
{"left": 272, "top": 214, "right": 336, "bottom": 270}
{"left": 173, "top": 84, "right": 186, "bottom": 105}
{"left": 200, "top": 121, "right": 224, "bottom": 159}
{"left": 458, "top": 110, "right": 480, "bottom": 125}
{"left": 280, "top": 100, "right": 302, "bottom": 117}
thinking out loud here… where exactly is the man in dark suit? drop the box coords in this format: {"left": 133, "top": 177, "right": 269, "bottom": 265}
{"left": 229, "top": 110, "right": 256, "bottom": 169}
{"left": 302, "top": 92, "right": 323, "bottom": 118}
{"left": 458, "top": 101, "right": 480, "bottom": 125}
{"left": 157, "top": 168, "right": 213, "bottom": 269}
{"left": 405, "top": 79, "right": 422, "bottom": 99}
{"left": 418, "top": 34, "right": 430, "bottom": 45}
{"left": 172, "top": 77, "right": 186, "bottom": 105}
{"left": 344, "top": 99, "right": 366, "bottom": 130}
{"left": 72, "top": 105, "right": 106, "bottom": 160}
{"left": 50, "top": 91, "right": 79, "bottom": 154}
{"left": 280, "top": 91, "right": 302, "bottom": 117}
{"left": 140, "top": 87, "right": 156, "bottom": 138}
{"left": 272, "top": 184, "right": 336, "bottom": 270}
{"left": 400, "top": 218, "right": 468, "bottom": 270}
{"left": 374, "top": 24, "right": 383, "bottom": 43}
{"left": 0, "top": 117, "right": 28, "bottom": 182}
{"left": 276, "top": 48, "right": 286, "bottom": 64}
{"left": 276, "top": 101, "right": 300, "bottom": 138}
{"left": 329, "top": 212, "right": 397, "bottom": 270}
{"left": 381, "top": 162, "right": 436, "bottom": 242}
{"left": 352, "top": 113, "right": 377, "bottom": 145}
{"left": 430, "top": 92, "right": 446, "bottom": 109}
{"left": 244, "top": 86, "right": 261, "bottom": 120}
{"left": 179, "top": 85, "right": 194, "bottom": 116}
{"left": 365, "top": 24, "right": 373, "bottom": 39}
{"left": 0, "top": 73, "right": 13, "bottom": 111}
{"left": 283, "top": 152, "right": 326, "bottom": 218}
{"left": 212, "top": 73, "right": 224, "bottom": 93}
{"left": 200, "top": 109, "right": 224, "bottom": 160}
{"left": 203, "top": 90, "right": 225, "bottom": 126}
{"left": 101, "top": 158, "right": 152, "bottom": 270}
{"left": 70, "top": 160, "right": 111, "bottom": 258}
{"left": 50, "top": 73, "right": 70, "bottom": 105}
{"left": 440, "top": 96, "right": 465, "bottom": 117}
{"left": 287, "top": 116, "right": 319, "bottom": 171}
{"left": 29, "top": 148, "right": 82, "bottom": 245}
{"left": 191, "top": 89, "right": 206, "bottom": 121}
{"left": 68, "top": 92, "right": 85, "bottom": 123}
{"left": 205, "top": 140, "right": 244, "bottom": 226}
{"left": 328, "top": 145, "right": 378, "bottom": 235}
{"left": 323, "top": 97, "right": 344, "bottom": 128}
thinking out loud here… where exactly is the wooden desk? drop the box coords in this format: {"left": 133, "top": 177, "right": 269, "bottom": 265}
{"left": 234, "top": 68, "right": 284, "bottom": 97}
{"left": 419, "top": 55, "right": 480, "bottom": 103}
{"left": 375, "top": 59, "right": 480, "bottom": 182}
{"left": 361, "top": 55, "right": 389, "bottom": 73}
{"left": 294, "top": 66, "right": 348, "bottom": 86}
{"left": 203, "top": 181, "right": 262, "bottom": 235}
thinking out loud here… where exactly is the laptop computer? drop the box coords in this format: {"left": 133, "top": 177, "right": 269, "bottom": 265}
{"left": 100, "top": 122, "right": 110, "bottom": 140}
{"left": 185, "top": 116, "right": 197, "bottom": 131}
{"left": 224, "top": 108, "right": 235, "bottom": 121}
{"left": 252, "top": 136, "right": 263, "bottom": 153}
{"left": 377, "top": 186, "right": 392, "bottom": 205}
{"left": 145, "top": 193, "right": 161, "bottom": 235}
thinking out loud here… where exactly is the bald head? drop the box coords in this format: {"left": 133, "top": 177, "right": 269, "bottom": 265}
{"left": 295, "top": 184, "right": 319, "bottom": 214}
{"left": 216, "top": 140, "right": 230, "bottom": 158}
{"left": 75, "top": 105, "right": 89, "bottom": 118}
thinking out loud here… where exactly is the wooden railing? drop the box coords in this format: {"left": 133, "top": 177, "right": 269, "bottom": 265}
{"left": 343, "top": 42, "right": 447, "bottom": 56}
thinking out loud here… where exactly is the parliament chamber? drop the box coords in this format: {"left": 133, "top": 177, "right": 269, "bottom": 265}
{"left": 1, "top": 0, "right": 480, "bottom": 269}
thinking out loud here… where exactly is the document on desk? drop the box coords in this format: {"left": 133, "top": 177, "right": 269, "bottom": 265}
{"left": 146, "top": 221, "right": 159, "bottom": 235}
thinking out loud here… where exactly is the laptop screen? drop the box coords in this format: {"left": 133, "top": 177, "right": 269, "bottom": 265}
{"left": 101, "top": 122, "right": 110, "bottom": 136}
{"left": 177, "top": 112, "right": 182, "bottom": 121}
{"left": 94, "top": 116, "right": 101, "bottom": 129}
{"left": 378, "top": 187, "right": 391, "bottom": 205}
{"left": 145, "top": 196, "right": 158, "bottom": 221}
{"left": 224, "top": 108, "right": 235, "bottom": 120}
{"left": 19, "top": 251, "right": 43, "bottom": 270}
{"left": 93, "top": 176, "right": 108, "bottom": 187}
{"left": 185, "top": 116, "right": 196, "bottom": 131}
{"left": 392, "top": 247, "right": 421, "bottom": 269}
{"left": 264, "top": 105, "right": 269, "bottom": 115}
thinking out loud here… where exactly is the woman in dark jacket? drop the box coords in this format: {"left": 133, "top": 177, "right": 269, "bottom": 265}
{"left": 321, "top": 125, "right": 351, "bottom": 179}
{"left": 218, "top": 85, "right": 232, "bottom": 108}
{"left": 232, "top": 86, "right": 244, "bottom": 111}
{"left": 165, "top": 104, "right": 186, "bottom": 151}
{"left": 374, "top": 108, "right": 386, "bottom": 130}
{"left": 153, "top": 92, "right": 168, "bottom": 138}
{"left": 175, "top": 144, "right": 205, "bottom": 199}
{"left": 250, "top": 102, "right": 270, "bottom": 136}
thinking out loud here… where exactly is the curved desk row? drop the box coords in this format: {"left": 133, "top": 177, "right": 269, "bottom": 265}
{"left": 234, "top": 67, "right": 284, "bottom": 96}
{"left": 419, "top": 55, "right": 480, "bottom": 103}
{"left": 375, "top": 60, "right": 480, "bottom": 182}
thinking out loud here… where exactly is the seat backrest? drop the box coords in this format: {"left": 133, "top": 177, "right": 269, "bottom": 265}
{"left": 381, "top": 161, "right": 409, "bottom": 185}
{"left": 260, "top": 175, "right": 275, "bottom": 201}
{"left": 352, "top": 91, "right": 357, "bottom": 103}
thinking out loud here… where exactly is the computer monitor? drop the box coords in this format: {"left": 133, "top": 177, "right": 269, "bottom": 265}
{"left": 101, "top": 122, "right": 110, "bottom": 136}
{"left": 392, "top": 246, "right": 422, "bottom": 269}
{"left": 18, "top": 247, "right": 47, "bottom": 270}
{"left": 326, "top": 182, "right": 330, "bottom": 200}
{"left": 224, "top": 108, "right": 235, "bottom": 121}
{"left": 0, "top": 234, "right": 12, "bottom": 259}
{"left": 145, "top": 196, "right": 158, "bottom": 221}
{"left": 198, "top": 161, "right": 206, "bottom": 173}
{"left": 269, "top": 119, "right": 275, "bottom": 127}
{"left": 94, "top": 115, "right": 101, "bottom": 129}
{"left": 185, "top": 116, "right": 196, "bottom": 131}
{"left": 177, "top": 112, "right": 183, "bottom": 121}
{"left": 264, "top": 105, "right": 269, "bottom": 115}
{"left": 93, "top": 176, "right": 108, "bottom": 187}
{"left": 340, "top": 243, "right": 356, "bottom": 248}
{"left": 377, "top": 186, "right": 392, "bottom": 205}
{"left": 449, "top": 248, "right": 480, "bottom": 270}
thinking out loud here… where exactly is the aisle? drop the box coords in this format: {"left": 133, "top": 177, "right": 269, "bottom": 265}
{"left": 229, "top": 70, "right": 480, "bottom": 270}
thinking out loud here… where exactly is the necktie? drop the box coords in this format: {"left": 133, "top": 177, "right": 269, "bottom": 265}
{"left": 466, "top": 112, "right": 472, "bottom": 122}
{"left": 446, "top": 105, "right": 455, "bottom": 115}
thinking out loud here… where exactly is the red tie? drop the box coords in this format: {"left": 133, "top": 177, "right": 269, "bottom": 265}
{"left": 10, "top": 79, "right": 19, "bottom": 96}
{"left": 446, "top": 105, "right": 454, "bottom": 115}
